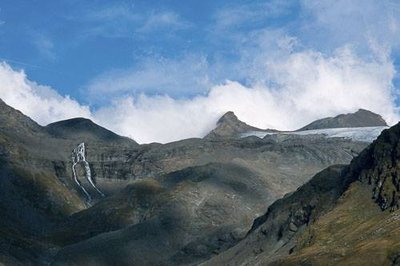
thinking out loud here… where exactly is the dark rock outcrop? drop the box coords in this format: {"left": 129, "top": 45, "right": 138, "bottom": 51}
{"left": 349, "top": 123, "right": 400, "bottom": 211}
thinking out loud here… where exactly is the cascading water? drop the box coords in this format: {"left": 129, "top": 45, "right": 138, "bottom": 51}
{"left": 72, "top": 142, "right": 104, "bottom": 202}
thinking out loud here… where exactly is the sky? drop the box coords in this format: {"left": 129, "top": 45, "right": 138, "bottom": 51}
{"left": 1, "top": 0, "right": 400, "bottom": 143}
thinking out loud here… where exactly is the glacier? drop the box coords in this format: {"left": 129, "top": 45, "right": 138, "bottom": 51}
{"left": 240, "top": 126, "right": 389, "bottom": 143}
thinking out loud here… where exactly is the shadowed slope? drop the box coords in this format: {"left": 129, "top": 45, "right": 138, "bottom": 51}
{"left": 205, "top": 123, "right": 400, "bottom": 266}
{"left": 51, "top": 162, "right": 270, "bottom": 265}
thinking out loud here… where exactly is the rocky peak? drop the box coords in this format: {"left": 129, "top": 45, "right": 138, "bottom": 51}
{"left": 217, "top": 111, "right": 240, "bottom": 125}
{"left": 205, "top": 111, "right": 262, "bottom": 139}
{"left": 299, "top": 109, "right": 388, "bottom": 131}
{"left": 352, "top": 109, "right": 388, "bottom": 124}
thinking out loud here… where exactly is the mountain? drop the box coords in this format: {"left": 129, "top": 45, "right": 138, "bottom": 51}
{"left": 298, "top": 109, "right": 388, "bottom": 131}
{"left": 0, "top": 99, "right": 391, "bottom": 265}
{"left": 0, "top": 100, "right": 141, "bottom": 264}
{"left": 46, "top": 118, "right": 135, "bottom": 144}
{"left": 51, "top": 163, "right": 270, "bottom": 265}
{"left": 49, "top": 132, "right": 370, "bottom": 265}
{"left": 209, "top": 109, "right": 388, "bottom": 143}
{"left": 0, "top": 100, "right": 86, "bottom": 265}
{"left": 205, "top": 123, "right": 400, "bottom": 265}
{"left": 205, "top": 111, "right": 274, "bottom": 139}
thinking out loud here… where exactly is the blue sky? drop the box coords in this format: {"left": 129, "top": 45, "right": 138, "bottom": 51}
{"left": 1, "top": 0, "right": 400, "bottom": 143}
{"left": 0, "top": 0, "right": 303, "bottom": 103}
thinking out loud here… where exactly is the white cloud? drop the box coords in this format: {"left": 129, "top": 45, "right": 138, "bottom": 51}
{"left": 93, "top": 46, "right": 398, "bottom": 143}
{"left": 31, "top": 32, "right": 56, "bottom": 60}
{"left": 86, "top": 55, "right": 210, "bottom": 100}
{"left": 0, "top": 62, "right": 92, "bottom": 125}
{"left": 86, "top": 4, "right": 138, "bottom": 22}
{"left": 300, "top": 0, "right": 400, "bottom": 52}
{"left": 136, "top": 11, "right": 190, "bottom": 33}
{"left": 77, "top": 3, "right": 140, "bottom": 38}
{"left": 77, "top": 5, "right": 189, "bottom": 38}
{"left": 0, "top": 42, "right": 398, "bottom": 144}
{"left": 1, "top": 2, "right": 399, "bottom": 145}
{"left": 0, "top": 8, "right": 4, "bottom": 27}
{"left": 213, "top": 1, "right": 293, "bottom": 30}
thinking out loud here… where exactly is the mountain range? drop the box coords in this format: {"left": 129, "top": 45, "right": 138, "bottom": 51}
{"left": 0, "top": 98, "right": 396, "bottom": 265}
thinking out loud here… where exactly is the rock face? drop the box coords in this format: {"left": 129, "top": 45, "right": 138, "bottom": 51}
{"left": 203, "top": 164, "right": 350, "bottom": 266}
{"left": 298, "top": 109, "right": 388, "bottom": 131}
{"left": 350, "top": 124, "right": 400, "bottom": 211}
{"left": 205, "top": 122, "right": 400, "bottom": 266}
{"left": 205, "top": 111, "right": 269, "bottom": 139}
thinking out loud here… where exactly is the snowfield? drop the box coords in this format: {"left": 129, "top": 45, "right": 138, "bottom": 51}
{"left": 241, "top": 126, "right": 389, "bottom": 143}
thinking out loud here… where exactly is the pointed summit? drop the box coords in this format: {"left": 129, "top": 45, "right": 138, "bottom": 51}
{"left": 298, "top": 109, "right": 387, "bottom": 131}
{"left": 205, "top": 111, "right": 262, "bottom": 139}
{"left": 217, "top": 111, "right": 239, "bottom": 123}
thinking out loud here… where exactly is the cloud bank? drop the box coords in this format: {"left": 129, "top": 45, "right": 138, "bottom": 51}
{"left": 0, "top": 62, "right": 92, "bottom": 125}
{"left": 1, "top": 45, "right": 398, "bottom": 143}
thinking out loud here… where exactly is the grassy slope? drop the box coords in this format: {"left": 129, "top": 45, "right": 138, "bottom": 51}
{"left": 273, "top": 182, "right": 400, "bottom": 265}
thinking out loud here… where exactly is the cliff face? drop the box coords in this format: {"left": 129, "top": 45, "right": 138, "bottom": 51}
{"left": 350, "top": 124, "right": 400, "bottom": 211}
{"left": 203, "top": 165, "right": 350, "bottom": 266}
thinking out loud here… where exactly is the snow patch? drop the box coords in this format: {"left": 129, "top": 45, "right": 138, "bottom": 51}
{"left": 241, "top": 126, "right": 388, "bottom": 143}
